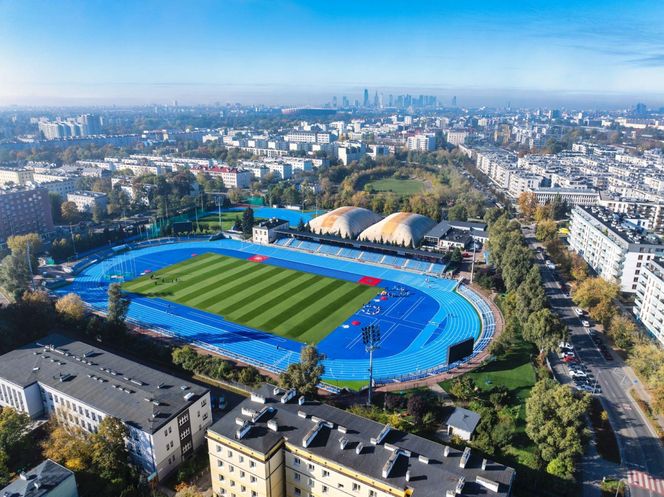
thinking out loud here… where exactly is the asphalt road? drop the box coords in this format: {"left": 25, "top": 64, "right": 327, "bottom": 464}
{"left": 523, "top": 227, "right": 664, "bottom": 497}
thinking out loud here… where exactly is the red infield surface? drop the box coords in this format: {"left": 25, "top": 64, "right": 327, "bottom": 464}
{"left": 358, "top": 276, "right": 382, "bottom": 286}
{"left": 248, "top": 254, "right": 269, "bottom": 263}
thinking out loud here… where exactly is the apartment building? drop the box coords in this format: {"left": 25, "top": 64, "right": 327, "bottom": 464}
{"left": 568, "top": 206, "right": 664, "bottom": 292}
{"left": 285, "top": 131, "right": 334, "bottom": 144}
{"left": 0, "top": 167, "right": 33, "bottom": 186}
{"left": 531, "top": 187, "right": 599, "bottom": 207}
{"left": 35, "top": 178, "right": 77, "bottom": 198}
{"left": 0, "top": 186, "right": 54, "bottom": 241}
{"left": 195, "top": 167, "right": 252, "bottom": 188}
{"left": 67, "top": 191, "right": 108, "bottom": 213}
{"left": 634, "top": 257, "right": 664, "bottom": 347}
{"left": 406, "top": 134, "right": 436, "bottom": 152}
{"left": 0, "top": 334, "right": 212, "bottom": 481}
{"left": 446, "top": 130, "right": 468, "bottom": 146}
{"left": 208, "top": 384, "right": 515, "bottom": 497}
{"left": 599, "top": 193, "right": 664, "bottom": 233}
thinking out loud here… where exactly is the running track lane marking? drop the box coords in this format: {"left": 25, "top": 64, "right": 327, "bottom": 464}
{"left": 628, "top": 470, "right": 664, "bottom": 495}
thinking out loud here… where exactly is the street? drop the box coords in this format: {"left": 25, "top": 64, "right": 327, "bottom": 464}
{"left": 523, "top": 227, "right": 664, "bottom": 497}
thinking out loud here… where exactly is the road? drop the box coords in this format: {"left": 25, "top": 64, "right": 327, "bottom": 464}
{"left": 523, "top": 226, "right": 664, "bottom": 497}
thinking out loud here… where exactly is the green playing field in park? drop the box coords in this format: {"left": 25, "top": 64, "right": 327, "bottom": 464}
{"left": 121, "top": 253, "right": 381, "bottom": 344}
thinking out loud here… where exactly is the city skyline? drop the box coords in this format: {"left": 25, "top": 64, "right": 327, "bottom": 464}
{"left": 1, "top": 0, "right": 664, "bottom": 107}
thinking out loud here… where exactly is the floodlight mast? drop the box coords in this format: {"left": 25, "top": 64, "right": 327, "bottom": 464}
{"left": 361, "top": 324, "right": 381, "bottom": 405}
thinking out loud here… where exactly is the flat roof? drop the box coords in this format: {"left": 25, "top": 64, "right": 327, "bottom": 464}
{"left": 0, "top": 334, "right": 209, "bottom": 434}
{"left": 209, "top": 384, "right": 514, "bottom": 497}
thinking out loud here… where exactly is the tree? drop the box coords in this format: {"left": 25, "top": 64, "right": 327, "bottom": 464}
{"left": 92, "top": 203, "right": 106, "bottom": 223}
{"left": 447, "top": 204, "right": 468, "bottom": 221}
{"left": 107, "top": 283, "right": 129, "bottom": 323}
{"left": 0, "top": 407, "right": 30, "bottom": 466}
{"left": 0, "top": 255, "right": 31, "bottom": 299}
{"left": 241, "top": 207, "right": 255, "bottom": 237}
{"left": 450, "top": 246, "right": 463, "bottom": 264}
{"left": 61, "top": 201, "right": 80, "bottom": 224}
{"left": 7, "top": 233, "right": 42, "bottom": 273}
{"left": 573, "top": 277, "right": 619, "bottom": 327}
{"left": 525, "top": 379, "right": 589, "bottom": 479}
{"left": 55, "top": 293, "right": 86, "bottom": 321}
{"left": 91, "top": 417, "right": 130, "bottom": 482}
{"left": 406, "top": 393, "right": 427, "bottom": 422}
{"left": 501, "top": 244, "right": 532, "bottom": 292}
{"left": 280, "top": 344, "right": 325, "bottom": 397}
{"left": 525, "top": 309, "right": 566, "bottom": 353}
{"left": 570, "top": 253, "right": 589, "bottom": 282}
{"left": 535, "top": 219, "right": 558, "bottom": 242}
{"left": 517, "top": 192, "right": 538, "bottom": 220}
{"left": 608, "top": 315, "right": 638, "bottom": 351}
{"left": 448, "top": 376, "right": 477, "bottom": 401}
{"left": 42, "top": 422, "right": 93, "bottom": 472}
{"left": 514, "top": 267, "right": 546, "bottom": 322}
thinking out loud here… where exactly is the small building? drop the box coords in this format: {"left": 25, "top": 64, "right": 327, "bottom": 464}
{"left": 423, "top": 221, "right": 487, "bottom": 251}
{"left": 444, "top": 407, "right": 481, "bottom": 441}
{"left": 0, "top": 459, "right": 78, "bottom": 497}
{"left": 66, "top": 191, "right": 108, "bottom": 213}
{"left": 253, "top": 218, "right": 290, "bottom": 244}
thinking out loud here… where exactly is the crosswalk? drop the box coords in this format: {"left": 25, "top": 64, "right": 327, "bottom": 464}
{"left": 629, "top": 470, "right": 664, "bottom": 495}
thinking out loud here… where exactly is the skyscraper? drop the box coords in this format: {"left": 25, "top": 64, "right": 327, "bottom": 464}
{"left": 373, "top": 91, "right": 379, "bottom": 108}
{"left": 452, "top": 96, "right": 457, "bottom": 107}
{"left": 332, "top": 96, "right": 337, "bottom": 108}
{"left": 363, "top": 88, "right": 369, "bottom": 107}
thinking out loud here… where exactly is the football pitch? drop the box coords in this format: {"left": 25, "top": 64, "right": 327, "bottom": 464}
{"left": 121, "top": 253, "right": 381, "bottom": 344}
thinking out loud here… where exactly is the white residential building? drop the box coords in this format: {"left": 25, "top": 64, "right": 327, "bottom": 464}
{"left": 406, "top": 134, "right": 436, "bottom": 152}
{"left": 0, "top": 334, "right": 212, "bottom": 481}
{"left": 67, "top": 191, "right": 108, "bottom": 213}
{"left": 634, "top": 258, "right": 664, "bottom": 347}
{"left": 568, "top": 206, "right": 664, "bottom": 293}
{"left": 0, "top": 167, "right": 33, "bottom": 186}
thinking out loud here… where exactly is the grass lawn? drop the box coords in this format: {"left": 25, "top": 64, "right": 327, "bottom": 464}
{"left": 440, "top": 340, "right": 538, "bottom": 465}
{"left": 326, "top": 379, "right": 369, "bottom": 391}
{"left": 366, "top": 178, "right": 427, "bottom": 195}
{"left": 122, "top": 253, "right": 381, "bottom": 344}
{"left": 197, "top": 212, "right": 264, "bottom": 229}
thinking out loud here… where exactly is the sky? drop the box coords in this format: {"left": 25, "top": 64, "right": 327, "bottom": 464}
{"left": 1, "top": 0, "right": 664, "bottom": 107}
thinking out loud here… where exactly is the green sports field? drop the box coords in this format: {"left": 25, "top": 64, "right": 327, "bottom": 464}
{"left": 121, "top": 253, "right": 381, "bottom": 344}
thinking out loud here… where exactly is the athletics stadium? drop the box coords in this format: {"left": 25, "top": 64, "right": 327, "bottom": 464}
{"left": 60, "top": 207, "right": 496, "bottom": 390}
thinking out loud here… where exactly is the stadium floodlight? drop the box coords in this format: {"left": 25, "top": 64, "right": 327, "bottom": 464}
{"left": 361, "top": 323, "right": 381, "bottom": 405}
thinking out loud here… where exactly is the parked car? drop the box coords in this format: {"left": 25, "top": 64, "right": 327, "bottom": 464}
{"left": 562, "top": 355, "right": 577, "bottom": 363}
{"left": 574, "top": 307, "right": 584, "bottom": 316}
{"left": 581, "top": 320, "right": 591, "bottom": 327}
{"left": 559, "top": 341, "right": 574, "bottom": 350}
{"left": 569, "top": 369, "right": 587, "bottom": 378}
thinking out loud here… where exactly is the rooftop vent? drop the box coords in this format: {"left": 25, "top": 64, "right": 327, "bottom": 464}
{"left": 236, "top": 422, "right": 253, "bottom": 440}
{"left": 302, "top": 421, "right": 325, "bottom": 448}
{"left": 250, "top": 392, "right": 266, "bottom": 404}
{"left": 382, "top": 449, "right": 405, "bottom": 478}
{"left": 183, "top": 392, "right": 195, "bottom": 401}
{"left": 280, "top": 388, "right": 297, "bottom": 403}
{"left": 476, "top": 475, "right": 500, "bottom": 493}
{"left": 298, "top": 396, "right": 305, "bottom": 406}
{"left": 443, "top": 445, "right": 451, "bottom": 458}
{"left": 267, "top": 420, "right": 279, "bottom": 432}
{"left": 356, "top": 442, "right": 364, "bottom": 455}
{"left": 460, "top": 447, "right": 471, "bottom": 469}
{"left": 373, "top": 424, "right": 391, "bottom": 445}
{"left": 251, "top": 406, "right": 274, "bottom": 423}
{"left": 339, "top": 437, "right": 349, "bottom": 450}
{"left": 297, "top": 410, "right": 307, "bottom": 419}
{"left": 455, "top": 476, "right": 466, "bottom": 494}
{"left": 418, "top": 455, "right": 430, "bottom": 465}
{"left": 337, "top": 425, "right": 347, "bottom": 434}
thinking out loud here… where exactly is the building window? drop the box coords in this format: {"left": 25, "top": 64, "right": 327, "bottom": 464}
{"left": 241, "top": 486, "right": 246, "bottom": 492}
{"left": 249, "top": 461, "right": 256, "bottom": 468}
{"left": 294, "top": 473, "right": 300, "bottom": 481}
{"left": 240, "top": 471, "right": 245, "bottom": 479}
{"left": 293, "top": 457, "right": 301, "bottom": 466}
{"left": 252, "top": 492, "right": 257, "bottom": 497}
{"left": 369, "top": 491, "right": 376, "bottom": 497}
{"left": 218, "top": 475, "right": 225, "bottom": 482}
{"left": 307, "top": 463, "right": 314, "bottom": 471}
{"left": 352, "top": 484, "right": 360, "bottom": 492}
{"left": 294, "top": 489, "right": 301, "bottom": 497}
{"left": 228, "top": 450, "right": 233, "bottom": 458}
{"left": 217, "top": 460, "right": 224, "bottom": 468}
{"left": 250, "top": 476, "right": 256, "bottom": 483}
{"left": 239, "top": 456, "right": 244, "bottom": 463}
{"left": 322, "top": 470, "right": 329, "bottom": 477}
{"left": 322, "top": 486, "right": 328, "bottom": 493}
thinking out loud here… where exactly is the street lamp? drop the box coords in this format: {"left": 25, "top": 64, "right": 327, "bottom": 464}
{"left": 361, "top": 323, "right": 381, "bottom": 405}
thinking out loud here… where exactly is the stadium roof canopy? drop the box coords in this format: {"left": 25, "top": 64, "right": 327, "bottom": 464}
{"left": 308, "top": 206, "right": 382, "bottom": 239}
{"left": 359, "top": 212, "right": 436, "bottom": 247}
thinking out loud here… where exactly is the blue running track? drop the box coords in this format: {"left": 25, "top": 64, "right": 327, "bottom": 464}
{"left": 59, "top": 239, "right": 488, "bottom": 383}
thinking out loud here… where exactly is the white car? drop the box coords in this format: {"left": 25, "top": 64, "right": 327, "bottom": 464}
{"left": 559, "top": 341, "right": 573, "bottom": 350}
{"left": 574, "top": 307, "right": 584, "bottom": 316}
{"left": 569, "top": 369, "right": 587, "bottom": 378}
{"left": 581, "top": 320, "right": 591, "bottom": 327}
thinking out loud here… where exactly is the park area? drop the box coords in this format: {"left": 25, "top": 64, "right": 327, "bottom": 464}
{"left": 121, "top": 252, "right": 381, "bottom": 344}
{"left": 365, "top": 177, "right": 427, "bottom": 195}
